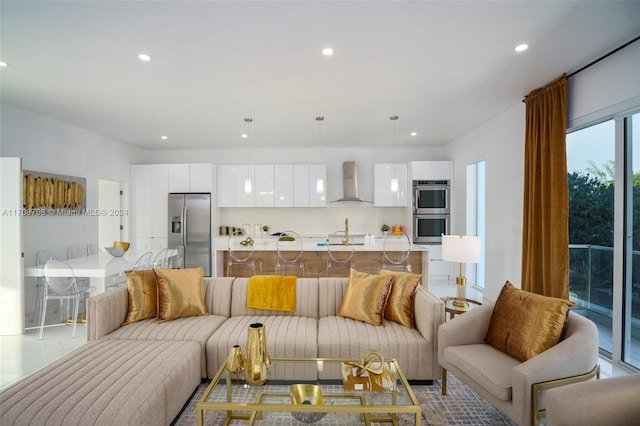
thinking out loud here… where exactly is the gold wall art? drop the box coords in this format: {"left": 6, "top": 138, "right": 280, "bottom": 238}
{"left": 22, "top": 170, "right": 86, "bottom": 214}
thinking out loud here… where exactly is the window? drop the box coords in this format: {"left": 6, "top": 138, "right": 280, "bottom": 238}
{"left": 466, "top": 161, "right": 485, "bottom": 288}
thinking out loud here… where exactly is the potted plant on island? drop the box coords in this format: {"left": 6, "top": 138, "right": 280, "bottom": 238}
{"left": 381, "top": 224, "right": 390, "bottom": 236}
{"left": 262, "top": 225, "right": 269, "bottom": 235}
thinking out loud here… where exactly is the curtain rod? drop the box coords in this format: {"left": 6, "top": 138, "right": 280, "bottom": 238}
{"left": 522, "top": 35, "right": 640, "bottom": 103}
{"left": 567, "top": 35, "right": 640, "bottom": 78}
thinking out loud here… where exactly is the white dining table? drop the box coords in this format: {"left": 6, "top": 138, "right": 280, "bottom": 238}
{"left": 24, "top": 251, "right": 145, "bottom": 294}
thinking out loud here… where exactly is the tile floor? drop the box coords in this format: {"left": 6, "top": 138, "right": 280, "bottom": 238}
{"left": 0, "top": 282, "right": 631, "bottom": 391}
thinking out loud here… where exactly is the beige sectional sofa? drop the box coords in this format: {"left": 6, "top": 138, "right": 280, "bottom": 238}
{"left": 0, "top": 276, "right": 444, "bottom": 425}
{"left": 89, "top": 276, "right": 445, "bottom": 381}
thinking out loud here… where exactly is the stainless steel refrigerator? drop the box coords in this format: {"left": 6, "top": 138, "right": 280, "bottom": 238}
{"left": 168, "top": 193, "right": 212, "bottom": 276}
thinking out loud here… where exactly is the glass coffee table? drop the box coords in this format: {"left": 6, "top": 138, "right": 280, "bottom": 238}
{"left": 196, "top": 357, "right": 422, "bottom": 425}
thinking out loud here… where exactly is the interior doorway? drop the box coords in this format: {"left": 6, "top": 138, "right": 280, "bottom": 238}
{"left": 98, "top": 179, "right": 126, "bottom": 248}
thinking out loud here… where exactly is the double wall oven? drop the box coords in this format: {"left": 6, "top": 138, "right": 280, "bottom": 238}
{"left": 412, "top": 180, "right": 450, "bottom": 244}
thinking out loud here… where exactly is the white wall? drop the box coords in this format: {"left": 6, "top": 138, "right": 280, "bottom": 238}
{"left": 0, "top": 103, "right": 144, "bottom": 322}
{"left": 444, "top": 104, "right": 525, "bottom": 302}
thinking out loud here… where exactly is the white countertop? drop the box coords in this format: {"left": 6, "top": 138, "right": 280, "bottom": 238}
{"left": 214, "top": 236, "right": 430, "bottom": 252}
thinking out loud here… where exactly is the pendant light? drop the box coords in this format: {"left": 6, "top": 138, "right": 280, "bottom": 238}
{"left": 244, "top": 117, "right": 253, "bottom": 194}
{"left": 390, "top": 115, "right": 399, "bottom": 193}
{"left": 316, "top": 116, "right": 325, "bottom": 194}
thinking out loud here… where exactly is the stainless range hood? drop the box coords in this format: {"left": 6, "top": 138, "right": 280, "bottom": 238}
{"left": 331, "top": 161, "right": 372, "bottom": 203}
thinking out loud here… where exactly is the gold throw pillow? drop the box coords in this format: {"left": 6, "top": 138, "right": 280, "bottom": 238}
{"left": 154, "top": 267, "right": 208, "bottom": 323}
{"left": 378, "top": 270, "right": 422, "bottom": 328}
{"left": 122, "top": 269, "right": 158, "bottom": 326}
{"left": 484, "top": 281, "right": 573, "bottom": 361}
{"left": 338, "top": 268, "right": 394, "bottom": 326}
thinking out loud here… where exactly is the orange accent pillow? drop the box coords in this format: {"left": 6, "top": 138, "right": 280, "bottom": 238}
{"left": 484, "top": 281, "right": 573, "bottom": 361}
{"left": 378, "top": 270, "right": 422, "bottom": 328}
{"left": 154, "top": 267, "right": 208, "bottom": 323}
{"left": 338, "top": 269, "right": 394, "bottom": 326}
{"left": 122, "top": 269, "right": 158, "bottom": 326}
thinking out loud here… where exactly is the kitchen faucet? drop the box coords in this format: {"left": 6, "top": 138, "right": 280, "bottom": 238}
{"left": 343, "top": 218, "right": 349, "bottom": 246}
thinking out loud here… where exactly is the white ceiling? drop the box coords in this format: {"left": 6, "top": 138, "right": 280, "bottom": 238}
{"left": 1, "top": 1, "right": 639, "bottom": 151}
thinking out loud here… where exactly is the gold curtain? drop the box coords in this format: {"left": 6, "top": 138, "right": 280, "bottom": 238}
{"left": 522, "top": 74, "right": 569, "bottom": 299}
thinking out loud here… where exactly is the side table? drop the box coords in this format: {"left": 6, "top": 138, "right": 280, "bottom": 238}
{"left": 441, "top": 296, "right": 482, "bottom": 320}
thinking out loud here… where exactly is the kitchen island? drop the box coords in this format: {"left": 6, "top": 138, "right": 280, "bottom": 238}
{"left": 214, "top": 236, "right": 430, "bottom": 285}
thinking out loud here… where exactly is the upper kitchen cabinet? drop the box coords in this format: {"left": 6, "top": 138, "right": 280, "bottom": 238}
{"left": 308, "top": 164, "right": 327, "bottom": 207}
{"left": 255, "top": 165, "right": 275, "bottom": 207}
{"left": 168, "top": 163, "right": 213, "bottom": 193}
{"left": 374, "top": 163, "right": 408, "bottom": 207}
{"left": 410, "top": 161, "right": 453, "bottom": 181}
{"left": 217, "top": 164, "right": 326, "bottom": 208}
{"left": 274, "top": 165, "right": 293, "bottom": 207}
{"left": 131, "top": 164, "right": 169, "bottom": 243}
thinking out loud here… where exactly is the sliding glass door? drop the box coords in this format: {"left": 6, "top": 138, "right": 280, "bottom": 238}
{"left": 567, "top": 111, "right": 640, "bottom": 370}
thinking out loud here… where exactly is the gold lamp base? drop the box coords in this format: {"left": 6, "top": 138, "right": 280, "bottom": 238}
{"left": 452, "top": 276, "right": 468, "bottom": 308}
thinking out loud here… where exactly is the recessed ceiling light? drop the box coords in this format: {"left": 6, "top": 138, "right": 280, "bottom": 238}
{"left": 410, "top": 132, "right": 417, "bottom": 136}
{"left": 138, "top": 53, "right": 152, "bottom": 61}
{"left": 241, "top": 134, "right": 248, "bottom": 138}
{"left": 515, "top": 44, "right": 528, "bottom": 52}
{"left": 0, "top": 61, "right": 8, "bottom": 67}
{"left": 161, "top": 135, "right": 168, "bottom": 140}
{"left": 322, "top": 47, "right": 334, "bottom": 56}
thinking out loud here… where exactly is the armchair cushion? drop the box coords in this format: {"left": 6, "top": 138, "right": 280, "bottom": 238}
{"left": 484, "top": 281, "right": 572, "bottom": 361}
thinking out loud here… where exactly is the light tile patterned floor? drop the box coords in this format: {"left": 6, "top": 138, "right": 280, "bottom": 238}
{"left": 174, "top": 375, "right": 516, "bottom": 426}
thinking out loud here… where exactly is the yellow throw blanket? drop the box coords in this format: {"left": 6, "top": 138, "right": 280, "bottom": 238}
{"left": 246, "top": 275, "right": 297, "bottom": 312}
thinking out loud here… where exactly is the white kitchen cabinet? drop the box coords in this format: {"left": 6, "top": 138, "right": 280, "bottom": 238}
{"left": 189, "top": 163, "right": 213, "bottom": 193}
{"left": 216, "top": 165, "right": 236, "bottom": 207}
{"left": 427, "top": 244, "right": 451, "bottom": 282}
{"left": 169, "top": 163, "right": 213, "bottom": 193}
{"left": 309, "top": 164, "right": 327, "bottom": 207}
{"left": 274, "top": 165, "right": 294, "bottom": 207}
{"left": 217, "top": 163, "right": 326, "bottom": 208}
{"left": 293, "top": 165, "right": 310, "bottom": 207}
{"left": 254, "top": 165, "right": 274, "bottom": 207}
{"left": 132, "top": 164, "right": 169, "bottom": 244}
{"left": 374, "top": 163, "right": 408, "bottom": 207}
{"left": 235, "top": 165, "right": 254, "bottom": 208}
{"left": 410, "top": 161, "right": 453, "bottom": 181}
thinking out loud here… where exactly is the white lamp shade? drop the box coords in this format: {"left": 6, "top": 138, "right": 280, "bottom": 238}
{"left": 441, "top": 235, "right": 481, "bottom": 263}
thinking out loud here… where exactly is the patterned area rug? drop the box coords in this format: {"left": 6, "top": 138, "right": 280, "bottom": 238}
{"left": 174, "top": 375, "right": 516, "bottom": 425}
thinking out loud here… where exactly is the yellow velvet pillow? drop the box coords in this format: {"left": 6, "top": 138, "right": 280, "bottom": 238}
{"left": 484, "top": 281, "right": 573, "bottom": 361}
{"left": 154, "top": 267, "right": 208, "bottom": 323}
{"left": 378, "top": 270, "right": 422, "bottom": 328}
{"left": 338, "top": 268, "right": 394, "bottom": 326}
{"left": 122, "top": 269, "right": 158, "bottom": 326}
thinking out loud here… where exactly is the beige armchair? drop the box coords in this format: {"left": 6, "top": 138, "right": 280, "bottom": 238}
{"left": 545, "top": 374, "right": 640, "bottom": 425}
{"left": 438, "top": 302, "right": 600, "bottom": 426}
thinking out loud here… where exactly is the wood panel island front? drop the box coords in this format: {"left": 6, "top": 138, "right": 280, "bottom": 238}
{"left": 214, "top": 236, "right": 430, "bottom": 283}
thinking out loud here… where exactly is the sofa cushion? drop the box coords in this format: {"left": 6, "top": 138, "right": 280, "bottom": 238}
{"left": 154, "top": 267, "right": 208, "bottom": 323}
{"left": 317, "top": 315, "right": 432, "bottom": 380}
{"left": 337, "top": 269, "right": 393, "bottom": 326}
{"left": 206, "top": 315, "right": 318, "bottom": 380}
{"left": 122, "top": 269, "right": 157, "bottom": 326}
{"left": 444, "top": 343, "right": 519, "bottom": 401}
{"left": 378, "top": 270, "right": 422, "bottom": 328}
{"left": 0, "top": 340, "right": 200, "bottom": 426}
{"left": 484, "top": 281, "right": 572, "bottom": 361}
{"left": 103, "top": 314, "right": 227, "bottom": 378}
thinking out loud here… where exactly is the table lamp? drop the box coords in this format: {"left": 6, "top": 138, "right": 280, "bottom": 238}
{"left": 441, "top": 234, "right": 481, "bottom": 308}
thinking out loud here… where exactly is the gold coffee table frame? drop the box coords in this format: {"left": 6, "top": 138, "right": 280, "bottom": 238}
{"left": 196, "top": 357, "right": 421, "bottom": 426}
